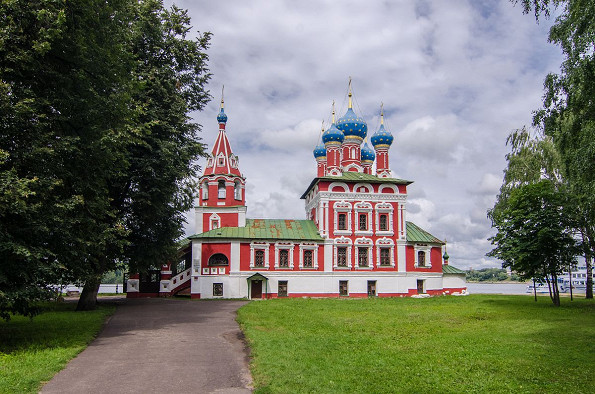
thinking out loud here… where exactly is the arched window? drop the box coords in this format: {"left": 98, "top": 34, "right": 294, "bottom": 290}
{"left": 208, "top": 253, "right": 229, "bottom": 266}
{"left": 202, "top": 182, "right": 208, "bottom": 200}
{"left": 418, "top": 251, "right": 426, "bottom": 267}
{"left": 234, "top": 180, "right": 241, "bottom": 200}
{"left": 218, "top": 180, "right": 226, "bottom": 199}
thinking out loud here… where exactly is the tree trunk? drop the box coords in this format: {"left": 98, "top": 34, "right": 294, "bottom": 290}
{"left": 586, "top": 254, "right": 593, "bottom": 299}
{"left": 533, "top": 278, "right": 537, "bottom": 302}
{"left": 568, "top": 264, "right": 573, "bottom": 301}
{"left": 76, "top": 275, "right": 102, "bottom": 311}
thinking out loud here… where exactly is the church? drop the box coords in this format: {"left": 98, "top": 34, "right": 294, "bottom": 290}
{"left": 126, "top": 84, "right": 466, "bottom": 299}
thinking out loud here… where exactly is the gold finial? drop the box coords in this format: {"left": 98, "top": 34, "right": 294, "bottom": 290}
{"left": 321, "top": 120, "right": 325, "bottom": 132}
{"left": 331, "top": 100, "right": 336, "bottom": 123}
{"left": 380, "top": 102, "right": 384, "bottom": 125}
{"left": 348, "top": 77, "right": 353, "bottom": 109}
{"left": 220, "top": 85, "right": 225, "bottom": 109}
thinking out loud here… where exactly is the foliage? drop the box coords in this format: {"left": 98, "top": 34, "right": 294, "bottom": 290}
{"left": 488, "top": 180, "right": 576, "bottom": 305}
{"left": 101, "top": 270, "right": 124, "bottom": 285}
{"left": 0, "top": 0, "right": 211, "bottom": 315}
{"left": 0, "top": 302, "right": 115, "bottom": 393}
{"left": 237, "top": 296, "right": 595, "bottom": 393}
{"left": 512, "top": 0, "right": 595, "bottom": 299}
{"left": 466, "top": 268, "right": 520, "bottom": 282}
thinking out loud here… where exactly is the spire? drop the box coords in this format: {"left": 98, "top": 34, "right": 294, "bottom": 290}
{"left": 331, "top": 100, "right": 336, "bottom": 123}
{"left": 217, "top": 85, "right": 228, "bottom": 126}
{"left": 347, "top": 77, "right": 353, "bottom": 109}
{"left": 380, "top": 102, "right": 384, "bottom": 125}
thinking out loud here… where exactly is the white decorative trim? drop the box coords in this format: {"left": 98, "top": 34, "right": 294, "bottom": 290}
{"left": 353, "top": 183, "right": 373, "bottom": 194}
{"left": 250, "top": 242, "right": 270, "bottom": 269}
{"left": 209, "top": 213, "right": 221, "bottom": 231}
{"left": 333, "top": 200, "right": 352, "bottom": 235}
{"left": 414, "top": 244, "right": 431, "bottom": 268}
{"left": 376, "top": 237, "right": 395, "bottom": 267}
{"left": 333, "top": 236, "right": 352, "bottom": 269}
{"left": 329, "top": 182, "right": 350, "bottom": 193}
{"left": 375, "top": 202, "right": 394, "bottom": 236}
{"left": 354, "top": 237, "right": 373, "bottom": 269}
{"left": 354, "top": 201, "right": 373, "bottom": 236}
{"left": 274, "top": 242, "right": 294, "bottom": 269}
{"left": 378, "top": 184, "right": 398, "bottom": 194}
{"left": 298, "top": 243, "right": 319, "bottom": 269}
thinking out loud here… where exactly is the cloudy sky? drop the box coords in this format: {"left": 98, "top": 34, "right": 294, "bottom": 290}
{"left": 171, "top": 0, "right": 562, "bottom": 269}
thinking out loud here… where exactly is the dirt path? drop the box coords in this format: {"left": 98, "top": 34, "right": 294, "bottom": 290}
{"left": 42, "top": 298, "right": 252, "bottom": 393}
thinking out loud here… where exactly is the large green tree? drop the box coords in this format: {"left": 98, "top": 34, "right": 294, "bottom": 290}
{"left": 488, "top": 180, "right": 577, "bottom": 306}
{"left": 0, "top": 0, "right": 211, "bottom": 316}
{"left": 510, "top": 0, "right": 595, "bottom": 298}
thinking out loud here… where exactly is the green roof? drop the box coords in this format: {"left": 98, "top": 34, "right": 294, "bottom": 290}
{"left": 188, "top": 219, "right": 324, "bottom": 241}
{"left": 443, "top": 265, "right": 466, "bottom": 274}
{"left": 301, "top": 173, "right": 412, "bottom": 199}
{"left": 406, "top": 221, "right": 444, "bottom": 244}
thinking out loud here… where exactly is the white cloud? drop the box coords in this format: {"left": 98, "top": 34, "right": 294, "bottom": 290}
{"left": 173, "top": 0, "right": 563, "bottom": 269}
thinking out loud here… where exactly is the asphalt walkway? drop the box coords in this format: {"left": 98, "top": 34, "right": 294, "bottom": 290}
{"left": 42, "top": 298, "right": 252, "bottom": 394}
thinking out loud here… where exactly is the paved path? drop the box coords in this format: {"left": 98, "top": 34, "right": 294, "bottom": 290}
{"left": 42, "top": 298, "right": 252, "bottom": 394}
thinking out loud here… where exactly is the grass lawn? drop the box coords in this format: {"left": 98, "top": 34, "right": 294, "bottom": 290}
{"left": 0, "top": 302, "right": 115, "bottom": 393}
{"left": 237, "top": 295, "right": 595, "bottom": 393}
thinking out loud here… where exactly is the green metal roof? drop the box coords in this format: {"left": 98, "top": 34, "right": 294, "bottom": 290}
{"left": 443, "top": 265, "right": 466, "bottom": 274}
{"left": 301, "top": 173, "right": 412, "bottom": 199}
{"left": 406, "top": 221, "right": 444, "bottom": 244}
{"left": 188, "top": 219, "right": 324, "bottom": 241}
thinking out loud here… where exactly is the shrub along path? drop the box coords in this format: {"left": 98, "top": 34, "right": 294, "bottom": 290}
{"left": 42, "top": 298, "right": 251, "bottom": 394}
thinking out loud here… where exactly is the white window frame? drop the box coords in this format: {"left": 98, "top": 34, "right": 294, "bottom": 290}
{"left": 354, "top": 237, "right": 373, "bottom": 269}
{"left": 298, "top": 243, "right": 319, "bottom": 269}
{"left": 218, "top": 180, "right": 226, "bottom": 199}
{"left": 354, "top": 202, "right": 373, "bottom": 236}
{"left": 250, "top": 242, "right": 270, "bottom": 269}
{"left": 216, "top": 153, "right": 225, "bottom": 167}
{"left": 333, "top": 236, "right": 352, "bottom": 269}
{"left": 375, "top": 202, "right": 394, "bottom": 236}
{"left": 202, "top": 182, "right": 209, "bottom": 200}
{"left": 209, "top": 213, "right": 220, "bottom": 231}
{"left": 234, "top": 180, "right": 242, "bottom": 200}
{"left": 414, "top": 244, "right": 432, "bottom": 268}
{"left": 376, "top": 237, "right": 395, "bottom": 267}
{"left": 274, "top": 242, "right": 294, "bottom": 269}
{"left": 333, "top": 201, "right": 352, "bottom": 235}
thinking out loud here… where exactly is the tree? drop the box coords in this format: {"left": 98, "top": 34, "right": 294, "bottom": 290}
{"left": 511, "top": 0, "right": 594, "bottom": 298}
{"left": 488, "top": 180, "right": 577, "bottom": 306}
{"left": 0, "top": 0, "right": 211, "bottom": 316}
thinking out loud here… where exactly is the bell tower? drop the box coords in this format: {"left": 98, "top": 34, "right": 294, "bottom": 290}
{"left": 195, "top": 88, "right": 247, "bottom": 233}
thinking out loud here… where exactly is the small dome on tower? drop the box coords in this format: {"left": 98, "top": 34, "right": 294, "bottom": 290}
{"left": 361, "top": 142, "right": 375, "bottom": 162}
{"left": 313, "top": 142, "right": 327, "bottom": 159}
{"left": 336, "top": 107, "right": 367, "bottom": 140}
{"left": 443, "top": 251, "right": 449, "bottom": 261}
{"left": 217, "top": 107, "right": 227, "bottom": 124}
{"left": 322, "top": 123, "right": 344, "bottom": 144}
{"left": 371, "top": 123, "right": 394, "bottom": 148}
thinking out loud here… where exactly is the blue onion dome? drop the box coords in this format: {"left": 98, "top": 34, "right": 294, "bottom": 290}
{"left": 336, "top": 107, "right": 367, "bottom": 140}
{"left": 313, "top": 142, "right": 327, "bottom": 159}
{"left": 217, "top": 107, "right": 227, "bottom": 124}
{"left": 370, "top": 123, "right": 394, "bottom": 147}
{"left": 322, "top": 123, "right": 344, "bottom": 144}
{"left": 361, "top": 142, "right": 375, "bottom": 162}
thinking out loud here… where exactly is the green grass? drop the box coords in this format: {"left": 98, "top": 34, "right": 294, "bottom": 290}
{"left": 0, "top": 302, "right": 115, "bottom": 393}
{"left": 237, "top": 295, "right": 595, "bottom": 393}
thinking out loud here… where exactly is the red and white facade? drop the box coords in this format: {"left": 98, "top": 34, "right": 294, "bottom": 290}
{"left": 126, "top": 88, "right": 466, "bottom": 299}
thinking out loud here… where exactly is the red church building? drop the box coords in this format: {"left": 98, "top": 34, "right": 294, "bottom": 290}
{"left": 126, "top": 85, "right": 466, "bottom": 299}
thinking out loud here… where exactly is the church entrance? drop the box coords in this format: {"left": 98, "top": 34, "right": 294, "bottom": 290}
{"left": 417, "top": 279, "right": 425, "bottom": 294}
{"left": 251, "top": 280, "right": 262, "bottom": 299}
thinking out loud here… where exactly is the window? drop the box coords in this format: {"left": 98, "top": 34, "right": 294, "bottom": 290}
{"left": 418, "top": 251, "right": 426, "bottom": 267}
{"left": 358, "top": 247, "right": 369, "bottom": 267}
{"left": 255, "top": 250, "right": 265, "bottom": 267}
{"left": 234, "top": 180, "right": 241, "bottom": 200}
{"left": 359, "top": 214, "right": 367, "bottom": 231}
{"left": 367, "top": 280, "right": 376, "bottom": 297}
{"left": 213, "top": 283, "right": 223, "bottom": 296}
{"left": 380, "top": 248, "right": 391, "bottom": 266}
{"left": 218, "top": 180, "right": 226, "bottom": 199}
{"left": 303, "top": 250, "right": 313, "bottom": 268}
{"left": 339, "top": 280, "right": 348, "bottom": 296}
{"left": 278, "top": 281, "right": 288, "bottom": 297}
{"left": 202, "top": 183, "right": 208, "bottom": 200}
{"left": 208, "top": 253, "right": 229, "bottom": 266}
{"left": 337, "top": 247, "right": 347, "bottom": 267}
{"left": 279, "top": 249, "right": 289, "bottom": 268}
{"left": 217, "top": 156, "right": 224, "bottom": 166}
{"left": 211, "top": 218, "right": 219, "bottom": 230}
{"left": 379, "top": 214, "right": 388, "bottom": 231}
{"left": 338, "top": 213, "right": 347, "bottom": 230}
